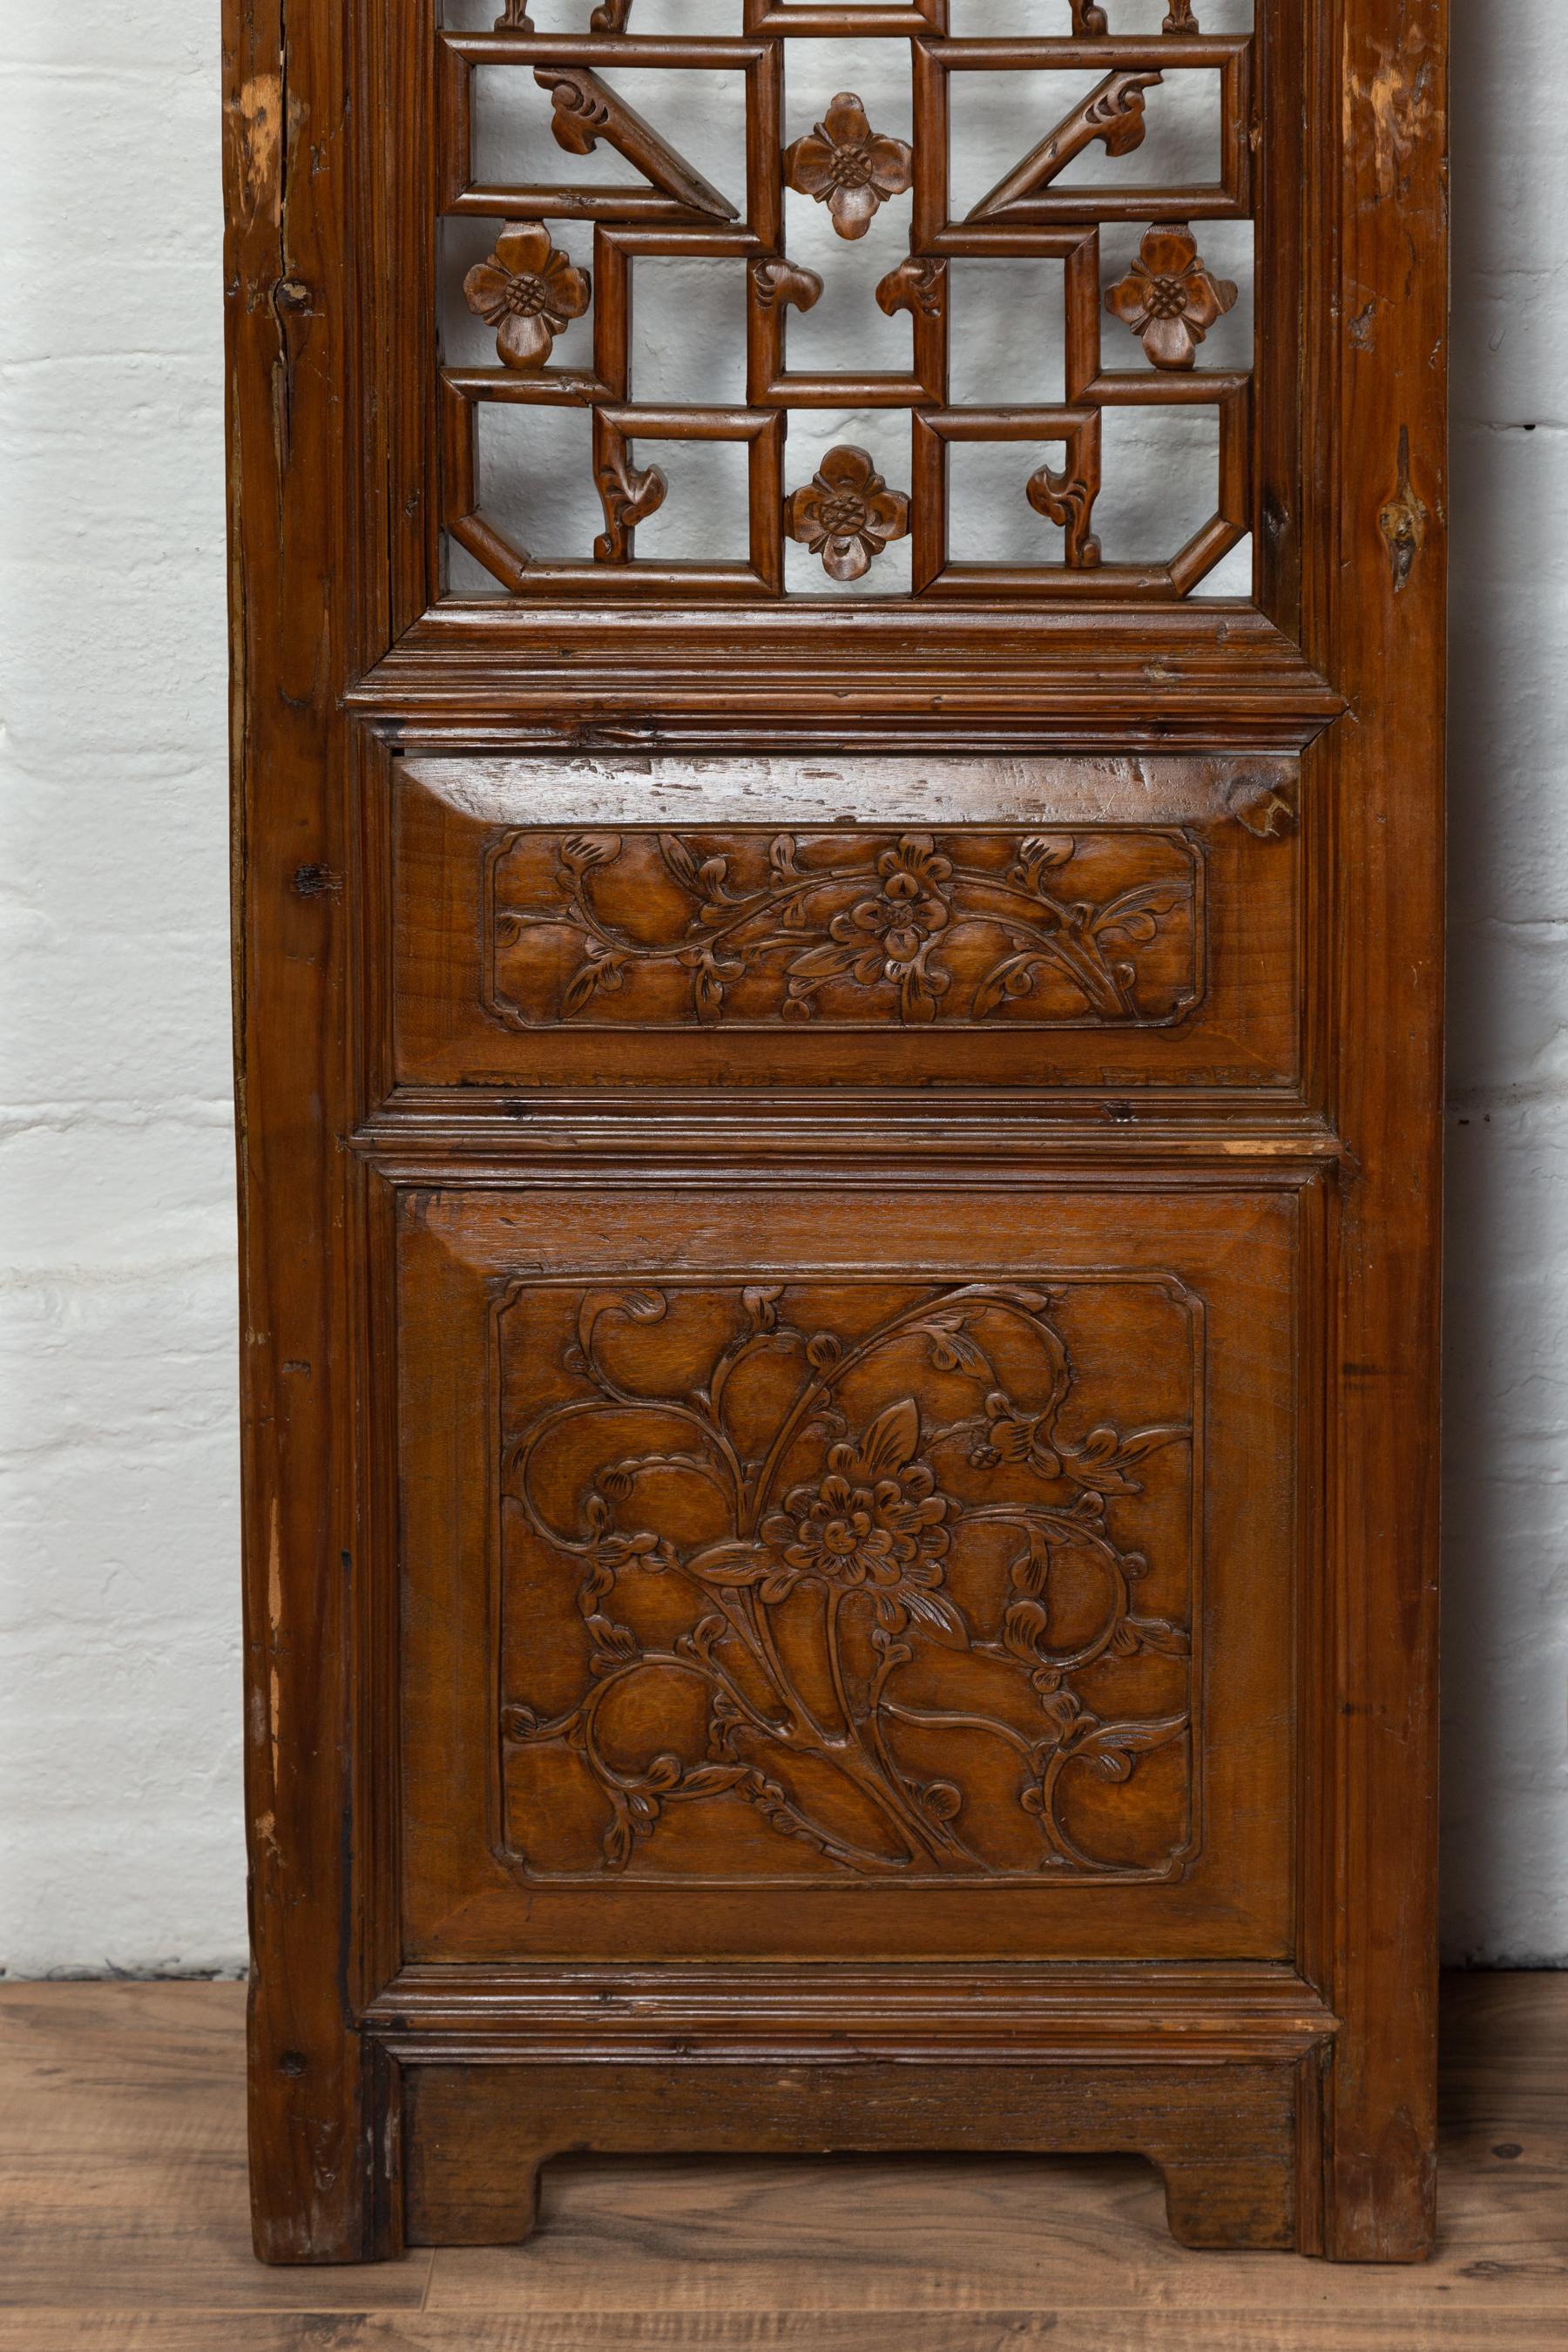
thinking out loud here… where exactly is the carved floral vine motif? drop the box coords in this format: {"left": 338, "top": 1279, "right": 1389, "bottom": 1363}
{"left": 1105, "top": 225, "right": 1237, "bottom": 371}
{"left": 875, "top": 254, "right": 946, "bottom": 322}
{"left": 1027, "top": 464, "right": 1103, "bottom": 568}
{"left": 784, "top": 94, "right": 914, "bottom": 240}
{"left": 1071, "top": 1, "right": 1111, "bottom": 31}
{"left": 593, "top": 438, "right": 666, "bottom": 562}
{"left": 785, "top": 446, "right": 909, "bottom": 584}
{"left": 464, "top": 222, "right": 591, "bottom": 371}
{"left": 499, "top": 1280, "right": 1194, "bottom": 1880}
{"left": 485, "top": 826, "right": 1200, "bottom": 1029}
{"left": 1164, "top": 3, "right": 1200, "bottom": 31}
{"left": 753, "top": 257, "right": 824, "bottom": 314}
{"left": 968, "top": 71, "right": 1163, "bottom": 222}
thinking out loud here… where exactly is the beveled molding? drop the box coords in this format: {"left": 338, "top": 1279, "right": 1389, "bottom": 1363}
{"left": 363, "top": 1960, "right": 1339, "bottom": 2066}
{"left": 351, "top": 609, "right": 1343, "bottom": 755}
{"left": 350, "top": 1104, "right": 1349, "bottom": 1180}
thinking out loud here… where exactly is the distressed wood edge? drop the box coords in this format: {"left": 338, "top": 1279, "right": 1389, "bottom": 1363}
{"left": 1306, "top": 0, "right": 1447, "bottom": 2264}
{"left": 363, "top": 1961, "right": 1339, "bottom": 2065}
{"left": 225, "top": 0, "right": 395, "bottom": 2265}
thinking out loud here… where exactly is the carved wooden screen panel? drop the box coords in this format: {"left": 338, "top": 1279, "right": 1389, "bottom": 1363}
{"left": 436, "top": 3, "right": 1258, "bottom": 599}
{"left": 228, "top": 0, "right": 1446, "bottom": 2276}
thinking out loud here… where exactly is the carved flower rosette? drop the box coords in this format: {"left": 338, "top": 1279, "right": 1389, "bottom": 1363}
{"left": 497, "top": 1276, "right": 1196, "bottom": 1882}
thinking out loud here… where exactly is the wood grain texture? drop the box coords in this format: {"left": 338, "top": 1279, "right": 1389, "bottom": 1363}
{"left": 3, "top": 1980, "right": 1559, "bottom": 2342}
{"left": 1304, "top": 0, "right": 1449, "bottom": 2262}
{"left": 1, "top": 1980, "right": 1564, "bottom": 2344}
{"left": 228, "top": 0, "right": 1446, "bottom": 2272}
{"left": 390, "top": 754, "right": 1302, "bottom": 1095}
{"left": 395, "top": 1183, "right": 1296, "bottom": 1964}
{"left": 0, "top": 1984, "right": 429, "bottom": 2309}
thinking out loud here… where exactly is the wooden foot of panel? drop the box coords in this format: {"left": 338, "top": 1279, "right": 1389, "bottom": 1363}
{"left": 402, "top": 2058, "right": 1307, "bottom": 2253}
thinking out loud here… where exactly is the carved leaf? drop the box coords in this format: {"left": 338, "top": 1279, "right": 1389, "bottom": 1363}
{"left": 1072, "top": 1713, "right": 1188, "bottom": 1781}
{"left": 859, "top": 1397, "right": 921, "bottom": 1475}
{"left": 562, "top": 949, "right": 628, "bottom": 1016}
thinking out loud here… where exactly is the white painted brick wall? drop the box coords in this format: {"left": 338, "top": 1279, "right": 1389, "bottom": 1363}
{"left": 0, "top": 3, "right": 1561, "bottom": 1974}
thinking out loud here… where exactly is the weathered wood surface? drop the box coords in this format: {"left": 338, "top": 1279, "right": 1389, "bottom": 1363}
{"left": 226, "top": 0, "right": 1447, "bottom": 2268}
{"left": 0, "top": 1977, "right": 1561, "bottom": 2344}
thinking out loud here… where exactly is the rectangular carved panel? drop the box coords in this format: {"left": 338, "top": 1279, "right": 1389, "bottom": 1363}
{"left": 396, "top": 1180, "right": 1301, "bottom": 1963}
{"left": 497, "top": 1271, "right": 1199, "bottom": 1884}
{"left": 485, "top": 827, "right": 1202, "bottom": 1031}
{"left": 389, "top": 751, "right": 1301, "bottom": 1093}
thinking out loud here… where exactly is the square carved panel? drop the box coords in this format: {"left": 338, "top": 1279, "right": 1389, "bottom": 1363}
{"left": 396, "top": 1179, "right": 1301, "bottom": 1963}
{"left": 496, "top": 1269, "right": 1200, "bottom": 1884}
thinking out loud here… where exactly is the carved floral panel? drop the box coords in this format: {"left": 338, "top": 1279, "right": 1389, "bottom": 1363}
{"left": 436, "top": 6, "right": 1257, "bottom": 598}
{"left": 483, "top": 823, "right": 1203, "bottom": 1030}
{"left": 497, "top": 1272, "right": 1200, "bottom": 1882}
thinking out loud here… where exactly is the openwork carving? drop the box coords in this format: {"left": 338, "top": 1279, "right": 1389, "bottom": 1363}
{"left": 464, "top": 222, "right": 591, "bottom": 370}
{"left": 1105, "top": 224, "right": 1238, "bottom": 372}
{"left": 785, "top": 446, "right": 909, "bottom": 582}
{"left": 783, "top": 92, "right": 914, "bottom": 240}
{"left": 483, "top": 824, "right": 1203, "bottom": 1031}
{"left": 497, "top": 1276, "right": 1198, "bottom": 1881}
{"left": 438, "top": 13, "right": 1255, "bottom": 598}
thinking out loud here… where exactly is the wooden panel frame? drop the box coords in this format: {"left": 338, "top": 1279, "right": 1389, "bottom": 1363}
{"left": 226, "top": 0, "right": 1446, "bottom": 2269}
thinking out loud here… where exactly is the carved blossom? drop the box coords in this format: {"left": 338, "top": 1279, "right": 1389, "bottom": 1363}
{"left": 488, "top": 826, "right": 1200, "bottom": 1031}
{"left": 761, "top": 1400, "right": 960, "bottom": 1641}
{"left": 1105, "top": 224, "right": 1236, "bottom": 371}
{"left": 464, "top": 223, "right": 590, "bottom": 372}
{"left": 786, "top": 444, "right": 909, "bottom": 584}
{"left": 785, "top": 835, "right": 953, "bottom": 1023}
{"left": 784, "top": 93, "right": 913, "bottom": 240}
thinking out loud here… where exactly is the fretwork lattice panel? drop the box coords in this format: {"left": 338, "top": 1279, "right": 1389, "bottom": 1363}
{"left": 436, "top": 1, "right": 1257, "bottom": 600}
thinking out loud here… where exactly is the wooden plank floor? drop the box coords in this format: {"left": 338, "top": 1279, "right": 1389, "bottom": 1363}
{"left": 0, "top": 1974, "right": 1562, "bottom": 2349}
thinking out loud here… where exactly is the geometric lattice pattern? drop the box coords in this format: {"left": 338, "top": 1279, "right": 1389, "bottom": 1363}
{"left": 438, "top": 5, "right": 1255, "bottom": 598}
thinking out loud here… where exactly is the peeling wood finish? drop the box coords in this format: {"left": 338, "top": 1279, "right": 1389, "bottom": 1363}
{"left": 226, "top": 0, "right": 1447, "bottom": 2270}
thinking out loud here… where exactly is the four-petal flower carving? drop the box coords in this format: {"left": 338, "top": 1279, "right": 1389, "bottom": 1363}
{"left": 1105, "top": 223, "right": 1237, "bottom": 370}
{"left": 464, "top": 220, "right": 591, "bottom": 371}
{"left": 784, "top": 92, "right": 914, "bottom": 240}
{"left": 786, "top": 444, "right": 909, "bottom": 583}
